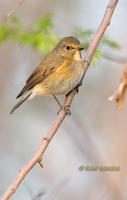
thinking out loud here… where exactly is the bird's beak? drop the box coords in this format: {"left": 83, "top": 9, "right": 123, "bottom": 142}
{"left": 78, "top": 47, "right": 84, "bottom": 51}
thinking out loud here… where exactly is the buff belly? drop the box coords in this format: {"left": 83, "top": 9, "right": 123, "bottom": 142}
{"left": 31, "top": 61, "right": 84, "bottom": 97}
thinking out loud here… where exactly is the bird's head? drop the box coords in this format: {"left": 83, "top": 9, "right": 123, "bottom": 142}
{"left": 56, "top": 36, "right": 84, "bottom": 60}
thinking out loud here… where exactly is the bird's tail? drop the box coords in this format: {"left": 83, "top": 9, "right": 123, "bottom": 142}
{"left": 10, "top": 91, "right": 32, "bottom": 114}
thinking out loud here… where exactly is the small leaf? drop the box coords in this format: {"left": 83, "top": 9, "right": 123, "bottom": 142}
{"left": 73, "top": 27, "right": 93, "bottom": 38}
{"left": 35, "top": 14, "right": 53, "bottom": 32}
{"left": 102, "top": 37, "right": 120, "bottom": 49}
{"left": 10, "top": 15, "right": 20, "bottom": 23}
{"left": 0, "top": 26, "right": 11, "bottom": 42}
{"left": 34, "top": 33, "right": 58, "bottom": 54}
{"left": 91, "top": 49, "right": 102, "bottom": 66}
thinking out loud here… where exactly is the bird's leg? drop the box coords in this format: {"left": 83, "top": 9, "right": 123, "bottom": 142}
{"left": 53, "top": 95, "right": 71, "bottom": 116}
{"left": 53, "top": 94, "right": 62, "bottom": 107}
{"left": 38, "top": 160, "right": 44, "bottom": 168}
{"left": 76, "top": 81, "right": 82, "bottom": 93}
{"left": 66, "top": 83, "right": 82, "bottom": 97}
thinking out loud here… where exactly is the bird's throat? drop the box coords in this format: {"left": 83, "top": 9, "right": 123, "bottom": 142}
{"left": 73, "top": 51, "right": 81, "bottom": 61}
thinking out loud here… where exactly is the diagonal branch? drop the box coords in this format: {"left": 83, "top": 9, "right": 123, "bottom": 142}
{"left": 8, "top": 0, "right": 25, "bottom": 17}
{"left": 2, "top": 0, "right": 25, "bottom": 23}
{"left": 108, "top": 63, "right": 127, "bottom": 108}
{"left": 0, "top": 0, "right": 119, "bottom": 199}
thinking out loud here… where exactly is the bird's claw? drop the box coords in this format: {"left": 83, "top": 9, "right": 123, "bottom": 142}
{"left": 76, "top": 82, "right": 82, "bottom": 93}
{"left": 57, "top": 105, "right": 71, "bottom": 116}
{"left": 76, "top": 87, "right": 79, "bottom": 93}
{"left": 38, "top": 160, "right": 44, "bottom": 168}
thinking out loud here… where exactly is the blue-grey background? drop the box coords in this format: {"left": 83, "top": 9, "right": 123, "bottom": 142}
{"left": 0, "top": 0, "right": 127, "bottom": 199}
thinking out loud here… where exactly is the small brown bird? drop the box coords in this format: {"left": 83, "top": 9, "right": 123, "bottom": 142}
{"left": 10, "top": 36, "right": 84, "bottom": 114}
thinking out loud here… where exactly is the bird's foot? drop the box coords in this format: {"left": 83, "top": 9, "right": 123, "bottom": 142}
{"left": 75, "top": 82, "right": 82, "bottom": 93}
{"left": 57, "top": 105, "right": 71, "bottom": 116}
{"left": 38, "top": 159, "right": 44, "bottom": 168}
{"left": 75, "top": 87, "right": 79, "bottom": 94}
{"left": 65, "top": 84, "right": 82, "bottom": 97}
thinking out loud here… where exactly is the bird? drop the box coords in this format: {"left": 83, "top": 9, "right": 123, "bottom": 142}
{"left": 10, "top": 36, "right": 84, "bottom": 114}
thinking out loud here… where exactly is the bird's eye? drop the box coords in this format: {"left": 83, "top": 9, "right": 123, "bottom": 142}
{"left": 66, "top": 45, "right": 71, "bottom": 50}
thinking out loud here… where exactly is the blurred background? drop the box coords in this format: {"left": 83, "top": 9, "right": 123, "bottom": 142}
{"left": 0, "top": 0, "right": 127, "bottom": 199}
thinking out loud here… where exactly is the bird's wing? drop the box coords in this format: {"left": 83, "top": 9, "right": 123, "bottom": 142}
{"left": 17, "top": 54, "right": 64, "bottom": 98}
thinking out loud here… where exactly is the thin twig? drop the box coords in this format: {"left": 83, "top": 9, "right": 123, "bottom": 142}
{"left": 8, "top": 0, "right": 25, "bottom": 17}
{"left": 3, "top": 0, "right": 25, "bottom": 22}
{"left": 0, "top": 0, "right": 119, "bottom": 199}
{"left": 108, "top": 63, "right": 127, "bottom": 108}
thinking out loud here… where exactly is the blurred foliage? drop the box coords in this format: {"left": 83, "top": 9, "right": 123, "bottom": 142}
{"left": 78, "top": 165, "right": 85, "bottom": 171}
{"left": 0, "top": 14, "right": 120, "bottom": 65}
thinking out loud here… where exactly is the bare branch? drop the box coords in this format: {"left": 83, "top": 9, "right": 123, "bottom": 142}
{"left": 3, "top": 0, "right": 25, "bottom": 22}
{"left": 0, "top": 0, "right": 119, "bottom": 199}
{"left": 8, "top": 0, "right": 25, "bottom": 17}
{"left": 108, "top": 64, "right": 127, "bottom": 108}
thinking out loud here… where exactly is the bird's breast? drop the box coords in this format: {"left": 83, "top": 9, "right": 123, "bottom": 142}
{"left": 34, "top": 59, "right": 84, "bottom": 96}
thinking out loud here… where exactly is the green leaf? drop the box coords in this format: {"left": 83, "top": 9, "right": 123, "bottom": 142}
{"left": 102, "top": 37, "right": 120, "bottom": 49}
{"left": 17, "top": 32, "right": 32, "bottom": 43}
{"left": 91, "top": 49, "right": 102, "bottom": 66}
{"left": 73, "top": 27, "right": 93, "bottom": 38}
{"left": 0, "top": 26, "right": 11, "bottom": 42}
{"left": 35, "top": 14, "right": 53, "bottom": 32}
{"left": 10, "top": 15, "right": 20, "bottom": 24}
{"left": 34, "top": 33, "right": 58, "bottom": 54}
